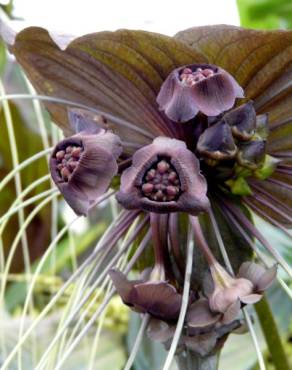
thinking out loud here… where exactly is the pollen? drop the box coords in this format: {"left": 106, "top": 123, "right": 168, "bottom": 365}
{"left": 141, "top": 158, "right": 181, "bottom": 202}
{"left": 55, "top": 145, "right": 83, "bottom": 182}
{"left": 180, "top": 67, "right": 215, "bottom": 86}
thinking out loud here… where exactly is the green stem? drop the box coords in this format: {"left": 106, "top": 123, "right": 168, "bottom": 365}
{"left": 176, "top": 350, "right": 219, "bottom": 370}
{"left": 255, "top": 295, "right": 290, "bottom": 370}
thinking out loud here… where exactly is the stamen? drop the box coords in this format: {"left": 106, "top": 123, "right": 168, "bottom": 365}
{"left": 141, "top": 158, "right": 181, "bottom": 202}
{"left": 55, "top": 144, "right": 83, "bottom": 181}
{"left": 180, "top": 67, "right": 215, "bottom": 86}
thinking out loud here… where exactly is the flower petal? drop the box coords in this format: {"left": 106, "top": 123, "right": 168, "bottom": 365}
{"left": 240, "top": 294, "right": 262, "bottom": 305}
{"left": 131, "top": 281, "right": 182, "bottom": 321}
{"left": 108, "top": 269, "right": 142, "bottom": 305}
{"left": 186, "top": 299, "right": 221, "bottom": 334}
{"left": 256, "top": 264, "right": 277, "bottom": 292}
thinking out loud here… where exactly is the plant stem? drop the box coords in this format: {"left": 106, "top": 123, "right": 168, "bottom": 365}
{"left": 176, "top": 350, "right": 219, "bottom": 370}
{"left": 255, "top": 295, "right": 290, "bottom": 370}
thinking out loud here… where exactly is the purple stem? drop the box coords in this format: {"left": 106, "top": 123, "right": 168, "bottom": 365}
{"left": 189, "top": 215, "right": 216, "bottom": 266}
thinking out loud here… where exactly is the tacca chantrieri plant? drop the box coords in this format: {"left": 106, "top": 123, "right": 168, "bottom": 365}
{"left": 2, "top": 23, "right": 292, "bottom": 369}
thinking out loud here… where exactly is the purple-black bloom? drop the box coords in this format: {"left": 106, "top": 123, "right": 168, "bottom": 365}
{"left": 116, "top": 136, "right": 210, "bottom": 214}
{"left": 157, "top": 64, "right": 244, "bottom": 122}
{"left": 50, "top": 112, "right": 122, "bottom": 215}
{"left": 4, "top": 22, "right": 292, "bottom": 369}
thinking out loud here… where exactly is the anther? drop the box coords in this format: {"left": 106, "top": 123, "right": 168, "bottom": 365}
{"left": 141, "top": 158, "right": 181, "bottom": 202}
{"left": 55, "top": 144, "right": 83, "bottom": 182}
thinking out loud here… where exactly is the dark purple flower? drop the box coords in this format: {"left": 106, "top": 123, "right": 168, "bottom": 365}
{"left": 50, "top": 120, "right": 122, "bottom": 215}
{"left": 116, "top": 136, "right": 210, "bottom": 214}
{"left": 157, "top": 64, "right": 244, "bottom": 122}
{"left": 109, "top": 268, "right": 182, "bottom": 321}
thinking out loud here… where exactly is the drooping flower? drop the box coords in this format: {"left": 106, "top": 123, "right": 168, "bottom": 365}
{"left": 3, "top": 22, "right": 292, "bottom": 369}
{"left": 50, "top": 109, "right": 122, "bottom": 215}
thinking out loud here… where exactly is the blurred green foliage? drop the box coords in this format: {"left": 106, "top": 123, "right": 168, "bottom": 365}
{"left": 237, "top": 0, "right": 292, "bottom": 29}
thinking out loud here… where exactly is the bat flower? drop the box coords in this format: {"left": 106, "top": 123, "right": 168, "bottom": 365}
{"left": 3, "top": 22, "right": 292, "bottom": 369}
{"left": 156, "top": 64, "right": 244, "bottom": 122}
{"left": 116, "top": 136, "right": 210, "bottom": 214}
{"left": 50, "top": 110, "right": 122, "bottom": 215}
{"left": 205, "top": 262, "right": 277, "bottom": 318}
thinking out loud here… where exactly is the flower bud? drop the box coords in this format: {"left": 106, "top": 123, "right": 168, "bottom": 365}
{"left": 116, "top": 137, "right": 210, "bottom": 215}
{"left": 223, "top": 101, "right": 256, "bottom": 141}
{"left": 237, "top": 140, "right": 266, "bottom": 170}
{"left": 157, "top": 64, "right": 244, "bottom": 122}
{"left": 197, "top": 120, "right": 237, "bottom": 160}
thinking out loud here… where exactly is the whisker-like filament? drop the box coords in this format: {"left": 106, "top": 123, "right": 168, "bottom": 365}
{"left": 222, "top": 203, "right": 292, "bottom": 299}
{"left": 44, "top": 226, "right": 152, "bottom": 370}
{"left": 0, "top": 147, "right": 53, "bottom": 192}
{"left": 162, "top": 221, "right": 194, "bottom": 370}
{"left": 0, "top": 188, "right": 59, "bottom": 226}
{"left": 124, "top": 314, "right": 150, "bottom": 370}
{"left": 222, "top": 200, "right": 292, "bottom": 278}
{"left": 244, "top": 197, "right": 292, "bottom": 239}
{"left": 208, "top": 207, "right": 266, "bottom": 370}
{"left": 0, "top": 94, "right": 155, "bottom": 140}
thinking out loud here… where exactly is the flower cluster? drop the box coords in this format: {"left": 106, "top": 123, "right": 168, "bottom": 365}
{"left": 5, "top": 23, "right": 291, "bottom": 367}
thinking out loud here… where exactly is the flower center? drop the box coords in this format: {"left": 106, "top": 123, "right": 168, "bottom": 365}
{"left": 180, "top": 67, "right": 215, "bottom": 87}
{"left": 141, "top": 158, "right": 181, "bottom": 202}
{"left": 55, "top": 145, "right": 83, "bottom": 182}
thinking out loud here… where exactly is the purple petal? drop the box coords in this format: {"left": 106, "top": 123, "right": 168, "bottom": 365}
{"left": 222, "top": 299, "right": 241, "bottom": 324}
{"left": 186, "top": 299, "right": 220, "bottom": 333}
{"left": 192, "top": 71, "right": 243, "bottom": 116}
{"left": 256, "top": 264, "right": 277, "bottom": 292}
{"left": 109, "top": 269, "right": 142, "bottom": 305}
{"left": 131, "top": 281, "right": 182, "bottom": 320}
{"left": 68, "top": 108, "right": 105, "bottom": 134}
{"left": 237, "top": 262, "right": 266, "bottom": 285}
{"left": 157, "top": 72, "right": 199, "bottom": 122}
{"left": 240, "top": 294, "right": 263, "bottom": 304}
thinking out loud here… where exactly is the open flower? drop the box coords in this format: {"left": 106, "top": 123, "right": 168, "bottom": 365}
{"left": 116, "top": 136, "right": 210, "bottom": 214}
{"left": 50, "top": 110, "right": 122, "bottom": 215}
{"left": 157, "top": 64, "right": 244, "bottom": 122}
